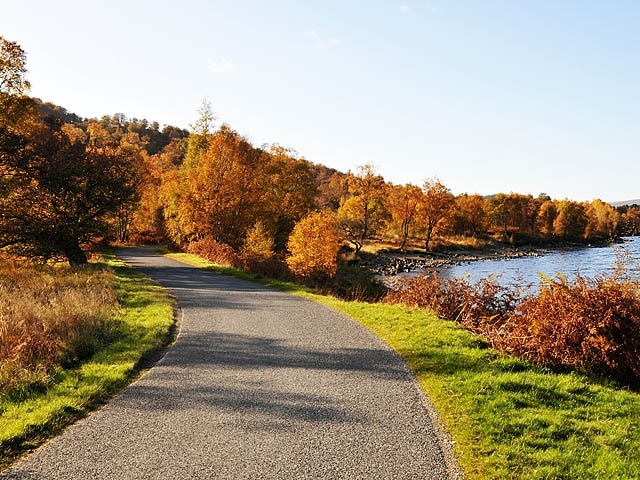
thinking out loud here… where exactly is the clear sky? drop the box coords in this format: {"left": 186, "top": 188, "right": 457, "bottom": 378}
{"left": 2, "top": 1, "right": 639, "bottom": 202}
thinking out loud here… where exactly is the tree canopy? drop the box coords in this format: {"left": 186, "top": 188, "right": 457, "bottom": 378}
{"left": 1, "top": 35, "right": 639, "bottom": 268}
{"left": 0, "top": 36, "right": 30, "bottom": 96}
{"left": 0, "top": 38, "right": 140, "bottom": 264}
{"left": 0, "top": 117, "right": 139, "bottom": 264}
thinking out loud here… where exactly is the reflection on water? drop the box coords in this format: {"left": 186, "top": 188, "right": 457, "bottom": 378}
{"left": 432, "top": 237, "right": 640, "bottom": 288}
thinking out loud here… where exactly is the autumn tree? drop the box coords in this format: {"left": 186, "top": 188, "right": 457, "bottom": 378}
{"left": 486, "top": 193, "right": 510, "bottom": 238}
{"left": 263, "top": 145, "right": 316, "bottom": 250}
{"left": 184, "top": 99, "right": 216, "bottom": 168}
{"left": 451, "top": 193, "right": 487, "bottom": 237}
{"left": 128, "top": 138, "right": 184, "bottom": 240}
{"left": 338, "top": 164, "right": 388, "bottom": 254}
{"left": 0, "top": 35, "right": 30, "bottom": 96}
{"left": 553, "top": 200, "right": 588, "bottom": 241}
{"left": 510, "top": 193, "right": 540, "bottom": 235}
{"left": 0, "top": 35, "right": 35, "bottom": 129}
{"left": 0, "top": 38, "right": 140, "bottom": 263}
{"left": 0, "top": 117, "right": 139, "bottom": 264}
{"left": 486, "top": 193, "right": 540, "bottom": 240}
{"left": 585, "top": 199, "right": 619, "bottom": 241}
{"left": 536, "top": 200, "right": 558, "bottom": 237}
{"left": 241, "top": 220, "right": 275, "bottom": 261}
{"left": 286, "top": 211, "right": 339, "bottom": 280}
{"left": 417, "top": 178, "right": 454, "bottom": 251}
{"left": 617, "top": 205, "right": 640, "bottom": 236}
{"left": 312, "top": 166, "right": 347, "bottom": 210}
{"left": 386, "top": 183, "right": 422, "bottom": 250}
{"left": 164, "top": 125, "right": 267, "bottom": 248}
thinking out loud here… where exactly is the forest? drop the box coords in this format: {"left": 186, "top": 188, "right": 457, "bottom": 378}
{"left": 2, "top": 35, "right": 640, "bottom": 277}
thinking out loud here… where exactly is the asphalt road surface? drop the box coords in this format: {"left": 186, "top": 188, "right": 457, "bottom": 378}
{"left": 2, "top": 247, "right": 460, "bottom": 479}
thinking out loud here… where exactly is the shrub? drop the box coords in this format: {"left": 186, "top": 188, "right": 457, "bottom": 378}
{"left": 185, "top": 237, "right": 241, "bottom": 268}
{"left": 286, "top": 211, "right": 339, "bottom": 281}
{"left": 496, "top": 274, "right": 640, "bottom": 384}
{"left": 241, "top": 221, "right": 274, "bottom": 261}
{"left": 385, "top": 270, "right": 640, "bottom": 386}
{"left": 239, "top": 253, "right": 290, "bottom": 280}
{"left": 384, "top": 272, "right": 523, "bottom": 328}
{"left": 324, "top": 263, "right": 388, "bottom": 302}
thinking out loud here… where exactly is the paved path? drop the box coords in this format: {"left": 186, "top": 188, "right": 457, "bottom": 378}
{"left": 2, "top": 247, "right": 459, "bottom": 479}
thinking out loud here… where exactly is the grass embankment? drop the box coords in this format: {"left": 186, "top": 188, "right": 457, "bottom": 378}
{"left": 168, "top": 252, "right": 640, "bottom": 479}
{"left": 0, "top": 256, "right": 175, "bottom": 469}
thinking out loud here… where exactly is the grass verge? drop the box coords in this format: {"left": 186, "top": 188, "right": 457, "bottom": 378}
{"left": 0, "top": 255, "right": 176, "bottom": 470}
{"left": 167, "top": 252, "right": 640, "bottom": 479}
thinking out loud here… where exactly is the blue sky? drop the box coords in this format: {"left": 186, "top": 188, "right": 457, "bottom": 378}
{"left": 2, "top": 1, "right": 639, "bottom": 202}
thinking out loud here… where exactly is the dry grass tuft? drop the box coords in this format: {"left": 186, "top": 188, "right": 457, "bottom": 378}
{"left": 0, "top": 263, "right": 119, "bottom": 397}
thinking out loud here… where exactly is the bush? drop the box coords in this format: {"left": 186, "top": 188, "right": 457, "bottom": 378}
{"left": 185, "top": 237, "right": 241, "bottom": 268}
{"left": 385, "top": 271, "right": 640, "bottom": 386}
{"left": 325, "top": 263, "right": 388, "bottom": 302}
{"left": 239, "top": 253, "right": 291, "bottom": 280}
{"left": 286, "top": 211, "right": 339, "bottom": 281}
{"left": 384, "top": 272, "right": 523, "bottom": 328}
{"left": 496, "top": 274, "right": 640, "bottom": 384}
{"left": 241, "top": 221, "right": 274, "bottom": 261}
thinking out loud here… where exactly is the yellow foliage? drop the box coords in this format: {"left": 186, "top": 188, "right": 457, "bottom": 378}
{"left": 286, "top": 211, "right": 339, "bottom": 278}
{"left": 242, "top": 221, "right": 274, "bottom": 260}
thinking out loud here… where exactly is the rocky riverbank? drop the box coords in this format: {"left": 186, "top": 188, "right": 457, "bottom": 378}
{"left": 361, "top": 246, "right": 548, "bottom": 276}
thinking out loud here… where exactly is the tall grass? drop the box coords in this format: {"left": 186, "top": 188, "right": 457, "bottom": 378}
{"left": 0, "top": 263, "right": 119, "bottom": 400}
{"left": 0, "top": 256, "right": 175, "bottom": 469}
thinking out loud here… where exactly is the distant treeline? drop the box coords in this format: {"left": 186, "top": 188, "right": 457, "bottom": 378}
{"left": 55, "top": 104, "right": 639, "bottom": 245}
{"left": 27, "top": 100, "right": 640, "bottom": 255}
{"left": 5, "top": 96, "right": 640, "bottom": 265}
{"left": 3, "top": 34, "right": 639, "bottom": 270}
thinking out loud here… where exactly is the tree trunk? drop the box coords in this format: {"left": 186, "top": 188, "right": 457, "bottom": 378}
{"left": 400, "top": 220, "right": 409, "bottom": 252}
{"left": 424, "top": 227, "right": 433, "bottom": 252}
{"left": 63, "top": 239, "right": 88, "bottom": 265}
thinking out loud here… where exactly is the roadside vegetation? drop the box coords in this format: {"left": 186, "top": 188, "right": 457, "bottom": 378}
{"left": 3, "top": 36, "right": 640, "bottom": 271}
{"left": 330, "top": 300, "right": 640, "bottom": 480}
{"left": 0, "top": 256, "right": 175, "bottom": 469}
{"left": 386, "top": 269, "right": 640, "bottom": 388}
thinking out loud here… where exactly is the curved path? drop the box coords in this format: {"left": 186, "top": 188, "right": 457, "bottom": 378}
{"left": 2, "top": 247, "right": 459, "bottom": 479}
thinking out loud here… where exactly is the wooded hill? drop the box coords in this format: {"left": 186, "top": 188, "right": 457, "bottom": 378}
{"left": 2, "top": 35, "right": 640, "bottom": 270}
{"left": 5, "top": 97, "right": 640, "bottom": 266}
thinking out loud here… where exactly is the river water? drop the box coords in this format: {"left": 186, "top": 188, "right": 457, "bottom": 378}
{"left": 430, "top": 236, "right": 640, "bottom": 288}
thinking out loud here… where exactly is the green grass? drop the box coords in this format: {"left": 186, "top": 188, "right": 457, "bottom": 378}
{"left": 0, "top": 255, "right": 176, "bottom": 469}
{"left": 319, "top": 301, "right": 640, "bottom": 479}
{"left": 168, "top": 252, "right": 640, "bottom": 479}
{"left": 164, "top": 252, "right": 309, "bottom": 293}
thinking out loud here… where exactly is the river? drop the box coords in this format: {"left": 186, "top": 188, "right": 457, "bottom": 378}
{"left": 429, "top": 236, "right": 640, "bottom": 288}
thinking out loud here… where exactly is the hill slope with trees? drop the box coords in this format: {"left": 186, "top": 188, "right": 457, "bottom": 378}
{"left": 2, "top": 35, "right": 640, "bottom": 272}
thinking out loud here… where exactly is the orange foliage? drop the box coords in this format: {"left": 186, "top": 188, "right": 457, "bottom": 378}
{"left": 286, "top": 211, "right": 339, "bottom": 279}
{"left": 185, "top": 237, "right": 241, "bottom": 268}
{"left": 417, "top": 179, "right": 455, "bottom": 251}
{"left": 385, "top": 273, "right": 522, "bottom": 326}
{"left": 496, "top": 275, "right": 640, "bottom": 382}
{"left": 386, "top": 270, "right": 640, "bottom": 385}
